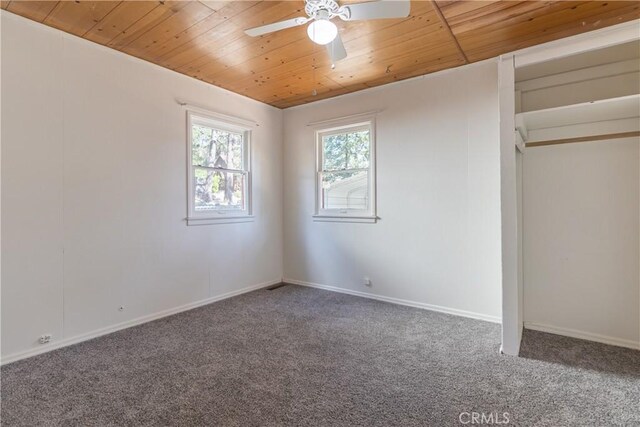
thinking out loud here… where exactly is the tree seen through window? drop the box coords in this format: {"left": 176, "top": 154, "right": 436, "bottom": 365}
{"left": 192, "top": 124, "right": 245, "bottom": 211}
{"left": 321, "top": 128, "right": 370, "bottom": 210}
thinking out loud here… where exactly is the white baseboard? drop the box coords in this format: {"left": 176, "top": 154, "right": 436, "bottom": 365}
{"left": 524, "top": 322, "right": 640, "bottom": 350}
{"left": 285, "top": 278, "right": 501, "bottom": 324}
{"left": 1, "top": 279, "right": 281, "bottom": 366}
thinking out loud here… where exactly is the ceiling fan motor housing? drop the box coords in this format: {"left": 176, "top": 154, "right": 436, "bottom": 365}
{"left": 305, "top": 0, "right": 350, "bottom": 21}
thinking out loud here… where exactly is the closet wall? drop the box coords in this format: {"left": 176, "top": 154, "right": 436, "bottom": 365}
{"left": 518, "top": 42, "right": 640, "bottom": 349}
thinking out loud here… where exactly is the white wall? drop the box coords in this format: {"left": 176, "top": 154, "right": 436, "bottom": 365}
{"left": 523, "top": 138, "right": 640, "bottom": 349}
{"left": 1, "top": 13, "right": 283, "bottom": 362}
{"left": 282, "top": 61, "right": 503, "bottom": 322}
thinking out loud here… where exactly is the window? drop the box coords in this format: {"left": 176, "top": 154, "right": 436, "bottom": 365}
{"left": 315, "top": 119, "right": 376, "bottom": 222}
{"left": 187, "top": 111, "right": 252, "bottom": 225}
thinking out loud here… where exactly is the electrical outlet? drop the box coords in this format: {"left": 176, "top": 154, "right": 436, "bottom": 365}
{"left": 39, "top": 334, "right": 52, "bottom": 345}
{"left": 363, "top": 277, "right": 372, "bottom": 287}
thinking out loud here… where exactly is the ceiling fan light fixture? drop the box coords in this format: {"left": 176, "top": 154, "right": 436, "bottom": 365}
{"left": 307, "top": 18, "right": 338, "bottom": 45}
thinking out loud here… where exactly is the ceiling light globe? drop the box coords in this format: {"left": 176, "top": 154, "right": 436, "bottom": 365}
{"left": 307, "top": 19, "right": 338, "bottom": 45}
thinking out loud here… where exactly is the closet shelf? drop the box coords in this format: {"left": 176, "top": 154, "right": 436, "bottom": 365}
{"left": 516, "top": 94, "right": 640, "bottom": 138}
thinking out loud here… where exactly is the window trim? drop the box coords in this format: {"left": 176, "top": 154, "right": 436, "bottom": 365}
{"left": 314, "top": 117, "right": 377, "bottom": 223}
{"left": 186, "top": 110, "right": 253, "bottom": 226}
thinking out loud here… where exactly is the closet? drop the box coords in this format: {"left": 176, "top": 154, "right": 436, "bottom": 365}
{"left": 516, "top": 41, "right": 640, "bottom": 349}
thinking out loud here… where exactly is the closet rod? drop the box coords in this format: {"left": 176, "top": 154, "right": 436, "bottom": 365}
{"left": 526, "top": 131, "right": 640, "bottom": 147}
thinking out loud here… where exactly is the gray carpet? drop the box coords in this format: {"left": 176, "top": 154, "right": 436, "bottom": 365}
{"left": 1, "top": 285, "right": 638, "bottom": 426}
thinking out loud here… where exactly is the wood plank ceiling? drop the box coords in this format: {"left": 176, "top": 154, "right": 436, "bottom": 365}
{"left": 2, "top": 1, "right": 639, "bottom": 108}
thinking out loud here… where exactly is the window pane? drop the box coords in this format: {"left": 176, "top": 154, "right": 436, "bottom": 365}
{"left": 192, "top": 124, "right": 243, "bottom": 170}
{"left": 322, "top": 129, "right": 370, "bottom": 171}
{"left": 321, "top": 170, "right": 368, "bottom": 210}
{"left": 194, "top": 168, "right": 245, "bottom": 211}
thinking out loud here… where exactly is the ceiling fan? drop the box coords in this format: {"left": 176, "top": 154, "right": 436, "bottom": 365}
{"left": 244, "top": 0, "right": 411, "bottom": 64}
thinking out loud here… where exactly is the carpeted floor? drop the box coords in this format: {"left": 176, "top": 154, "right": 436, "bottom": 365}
{"left": 1, "top": 285, "right": 639, "bottom": 426}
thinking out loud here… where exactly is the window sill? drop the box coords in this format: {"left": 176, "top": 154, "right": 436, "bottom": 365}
{"left": 312, "top": 215, "right": 378, "bottom": 224}
{"left": 187, "top": 215, "right": 254, "bottom": 226}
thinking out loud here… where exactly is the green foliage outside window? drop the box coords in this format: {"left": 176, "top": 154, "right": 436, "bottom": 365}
{"left": 192, "top": 124, "right": 245, "bottom": 210}
{"left": 322, "top": 129, "right": 370, "bottom": 185}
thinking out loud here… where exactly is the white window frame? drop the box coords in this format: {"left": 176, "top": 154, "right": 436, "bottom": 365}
{"left": 314, "top": 118, "right": 377, "bottom": 223}
{"left": 186, "top": 110, "right": 253, "bottom": 226}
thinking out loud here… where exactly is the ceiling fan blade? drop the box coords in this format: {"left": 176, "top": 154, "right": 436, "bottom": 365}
{"left": 244, "top": 17, "right": 308, "bottom": 37}
{"left": 343, "top": 0, "right": 410, "bottom": 21}
{"left": 326, "top": 34, "right": 347, "bottom": 63}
